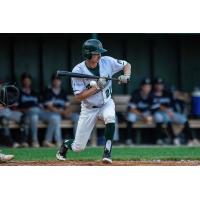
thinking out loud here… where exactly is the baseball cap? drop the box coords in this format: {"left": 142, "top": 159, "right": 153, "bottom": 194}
{"left": 141, "top": 78, "right": 152, "bottom": 85}
{"left": 51, "top": 72, "right": 61, "bottom": 81}
{"left": 153, "top": 77, "right": 164, "bottom": 84}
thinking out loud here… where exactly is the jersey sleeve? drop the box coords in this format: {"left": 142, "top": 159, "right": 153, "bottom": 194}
{"left": 106, "top": 56, "right": 127, "bottom": 75}
{"left": 71, "top": 67, "right": 86, "bottom": 95}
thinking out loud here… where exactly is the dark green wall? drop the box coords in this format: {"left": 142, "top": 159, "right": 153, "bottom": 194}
{"left": 0, "top": 33, "right": 199, "bottom": 94}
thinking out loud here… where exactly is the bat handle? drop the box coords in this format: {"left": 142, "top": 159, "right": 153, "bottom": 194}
{"left": 57, "top": 70, "right": 67, "bottom": 77}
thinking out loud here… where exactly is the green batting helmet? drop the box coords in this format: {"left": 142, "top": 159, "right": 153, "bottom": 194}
{"left": 82, "top": 39, "right": 107, "bottom": 59}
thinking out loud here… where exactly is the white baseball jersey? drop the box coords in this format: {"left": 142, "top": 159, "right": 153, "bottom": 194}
{"left": 71, "top": 56, "right": 127, "bottom": 108}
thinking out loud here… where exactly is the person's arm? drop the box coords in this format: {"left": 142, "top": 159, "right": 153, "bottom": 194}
{"left": 46, "top": 103, "right": 62, "bottom": 114}
{"left": 74, "top": 87, "right": 98, "bottom": 101}
{"left": 173, "top": 90, "right": 190, "bottom": 103}
{"left": 61, "top": 105, "right": 71, "bottom": 117}
{"left": 123, "top": 63, "right": 131, "bottom": 76}
{"left": 118, "top": 63, "right": 131, "bottom": 84}
{"left": 0, "top": 103, "right": 4, "bottom": 110}
{"left": 61, "top": 97, "right": 73, "bottom": 118}
{"left": 129, "top": 107, "right": 143, "bottom": 116}
{"left": 17, "top": 107, "right": 29, "bottom": 112}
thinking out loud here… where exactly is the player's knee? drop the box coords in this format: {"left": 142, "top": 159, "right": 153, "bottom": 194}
{"left": 30, "top": 114, "right": 39, "bottom": 123}
{"left": 154, "top": 113, "right": 164, "bottom": 123}
{"left": 50, "top": 114, "right": 61, "bottom": 124}
{"left": 104, "top": 114, "right": 115, "bottom": 124}
{"left": 176, "top": 114, "right": 187, "bottom": 124}
{"left": 127, "top": 112, "right": 137, "bottom": 123}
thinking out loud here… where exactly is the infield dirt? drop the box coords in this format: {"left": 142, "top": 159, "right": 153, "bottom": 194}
{"left": 1, "top": 160, "right": 200, "bottom": 166}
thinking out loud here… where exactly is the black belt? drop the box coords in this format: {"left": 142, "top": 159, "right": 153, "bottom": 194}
{"left": 92, "top": 106, "right": 100, "bottom": 108}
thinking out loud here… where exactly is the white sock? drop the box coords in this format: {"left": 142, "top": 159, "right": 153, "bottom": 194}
{"left": 105, "top": 140, "right": 112, "bottom": 151}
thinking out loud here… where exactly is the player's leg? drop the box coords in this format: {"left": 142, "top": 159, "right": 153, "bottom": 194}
{"left": 113, "top": 114, "right": 119, "bottom": 143}
{"left": 0, "top": 108, "right": 26, "bottom": 147}
{"left": 69, "top": 112, "right": 79, "bottom": 136}
{"left": 99, "top": 99, "right": 116, "bottom": 163}
{"left": 154, "top": 111, "right": 166, "bottom": 145}
{"left": 40, "top": 111, "right": 62, "bottom": 147}
{"left": 161, "top": 112, "right": 176, "bottom": 144}
{"left": 172, "top": 112, "right": 198, "bottom": 145}
{"left": 56, "top": 107, "right": 99, "bottom": 160}
{"left": 126, "top": 112, "right": 138, "bottom": 145}
{"left": 25, "top": 107, "right": 40, "bottom": 147}
{"left": 11, "top": 110, "right": 30, "bottom": 147}
{"left": 0, "top": 111, "right": 14, "bottom": 147}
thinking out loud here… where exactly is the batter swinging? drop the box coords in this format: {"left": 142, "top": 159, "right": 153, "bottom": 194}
{"left": 56, "top": 39, "right": 131, "bottom": 163}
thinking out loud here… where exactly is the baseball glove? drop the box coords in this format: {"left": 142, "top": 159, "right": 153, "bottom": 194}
{"left": 0, "top": 82, "right": 20, "bottom": 107}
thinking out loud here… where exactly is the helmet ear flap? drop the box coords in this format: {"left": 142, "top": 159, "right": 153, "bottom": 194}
{"left": 87, "top": 53, "right": 92, "bottom": 59}
{"left": 84, "top": 50, "right": 92, "bottom": 59}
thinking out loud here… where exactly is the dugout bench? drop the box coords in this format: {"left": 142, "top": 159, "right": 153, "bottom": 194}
{"left": 1, "top": 95, "right": 200, "bottom": 146}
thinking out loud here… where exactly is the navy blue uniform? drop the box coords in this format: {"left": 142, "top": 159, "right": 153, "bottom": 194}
{"left": 150, "top": 90, "right": 174, "bottom": 114}
{"left": 127, "top": 89, "right": 151, "bottom": 123}
{"left": 17, "top": 89, "right": 41, "bottom": 144}
{"left": 128, "top": 89, "right": 151, "bottom": 113}
{"left": 18, "top": 89, "right": 40, "bottom": 109}
{"left": 150, "top": 90, "right": 186, "bottom": 124}
{"left": 43, "top": 88, "right": 69, "bottom": 109}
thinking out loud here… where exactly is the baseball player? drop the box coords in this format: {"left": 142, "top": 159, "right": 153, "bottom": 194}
{"left": 151, "top": 77, "right": 198, "bottom": 145}
{"left": 56, "top": 39, "right": 131, "bottom": 163}
{"left": 0, "top": 102, "right": 13, "bottom": 162}
{"left": 0, "top": 105, "right": 14, "bottom": 161}
{"left": 126, "top": 78, "right": 153, "bottom": 145}
{"left": 0, "top": 82, "right": 19, "bottom": 162}
{"left": 41, "top": 73, "right": 79, "bottom": 147}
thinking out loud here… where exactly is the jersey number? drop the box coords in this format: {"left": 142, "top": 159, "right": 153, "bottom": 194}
{"left": 105, "top": 87, "right": 112, "bottom": 98}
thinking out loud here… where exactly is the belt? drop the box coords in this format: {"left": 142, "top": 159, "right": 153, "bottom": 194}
{"left": 92, "top": 106, "right": 100, "bottom": 108}
{"left": 84, "top": 105, "right": 103, "bottom": 109}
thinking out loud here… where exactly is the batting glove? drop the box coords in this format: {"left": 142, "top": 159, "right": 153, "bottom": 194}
{"left": 118, "top": 74, "right": 130, "bottom": 84}
{"left": 97, "top": 78, "right": 107, "bottom": 90}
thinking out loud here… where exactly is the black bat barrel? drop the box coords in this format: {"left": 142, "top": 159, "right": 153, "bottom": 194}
{"left": 57, "top": 70, "right": 99, "bottom": 79}
{"left": 57, "top": 70, "right": 119, "bottom": 81}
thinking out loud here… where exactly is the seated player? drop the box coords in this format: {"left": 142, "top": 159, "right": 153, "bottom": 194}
{"left": 41, "top": 73, "right": 79, "bottom": 147}
{"left": 17, "top": 73, "right": 42, "bottom": 147}
{"left": 126, "top": 78, "right": 153, "bottom": 145}
{"left": 0, "top": 81, "right": 28, "bottom": 148}
{"left": 150, "top": 77, "right": 198, "bottom": 146}
{"left": 0, "top": 82, "right": 19, "bottom": 161}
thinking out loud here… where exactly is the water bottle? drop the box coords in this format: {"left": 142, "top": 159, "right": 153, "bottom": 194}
{"left": 192, "top": 87, "right": 200, "bottom": 117}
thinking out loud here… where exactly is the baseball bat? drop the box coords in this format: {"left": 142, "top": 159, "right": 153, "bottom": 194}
{"left": 56, "top": 70, "right": 119, "bottom": 81}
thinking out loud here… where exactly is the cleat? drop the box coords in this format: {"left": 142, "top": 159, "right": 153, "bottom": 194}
{"left": 21, "top": 142, "right": 29, "bottom": 148}
{"left": 102, "top": 149, "right": 112, "bottom": 164}
{"left": 32, "top": 142, "right": 40, "bottom": 148}
{"left": 173, "top": 138, "right": 181, "bottom": 146}
{"left": 125, "top": 139, "right": 133, "bottom": 146}
{"left": 56, "top": 143, "right": 68, "bottom": 161}
{"left": 0, "top": 153, "right": 14, "bottom": 162}
{"left": 43, "top": 141, "right": 55, "bottom": 148}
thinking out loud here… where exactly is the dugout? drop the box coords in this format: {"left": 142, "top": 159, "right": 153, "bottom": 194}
{"left": 0, "top": 33, "right": 200, "bottom": 94}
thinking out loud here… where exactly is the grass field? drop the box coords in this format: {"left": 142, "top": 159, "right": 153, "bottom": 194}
{"left": 1, "top": 146, "right": 200, "bottom": 162}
